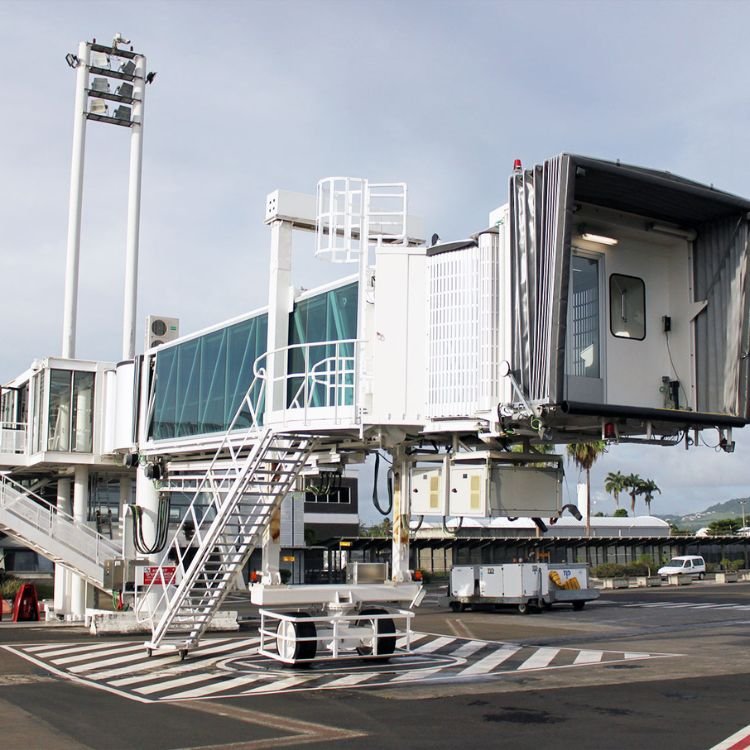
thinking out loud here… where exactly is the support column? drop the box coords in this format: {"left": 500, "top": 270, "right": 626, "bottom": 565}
{"left": 391, "top": 448, "right": 411, "bottom": 583}
{"left": 54, "top": 478, "right": 72, "bottom": 617}
{"left": 265, "top": 220, "right": 293, "bottom": 414}
{"left": 577, "top": 482, "right": 590, "bottom": 536}
{"left": 70, "top": 466, "right": 89, "bottom": 618}
{"left": 119, "top": 475, "right": 134, "bottom": 563}
{"left": 261, "top": 507, "right": 282, "bottom": 584}
{"left": 135, "top": 469, "right": 161, "bottom": 562}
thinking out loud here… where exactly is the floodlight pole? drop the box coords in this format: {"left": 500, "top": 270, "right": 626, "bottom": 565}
{"left": 121, "top": 53, "right": 146, "bottom": 360}
{"left": 61, "top": 41, "right": 90, "bottom": 359}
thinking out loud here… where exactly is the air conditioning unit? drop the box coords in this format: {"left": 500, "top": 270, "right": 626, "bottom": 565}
{"left": 145, "top": 315, "right": 179, "bottom": 351}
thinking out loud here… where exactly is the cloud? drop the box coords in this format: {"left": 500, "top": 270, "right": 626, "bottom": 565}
{"left": 2, "top": 1, "right": 750, "bottom": 516}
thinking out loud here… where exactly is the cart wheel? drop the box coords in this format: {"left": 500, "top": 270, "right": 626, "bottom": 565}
{"left": 179, "top": 649, "right": 187, "bottom": 662}
{"left": 517, "top": 602, "right": 529, "bottom": 615}
{"left": 356, "top": 608, "right": 397, "bottom": 658}
{"left": 572, "top": 601, "right": 586, "bottom": 611}
{"left": 542, "top": 600, "right": 552, "bottom": 611}
{"left": 449, "top": 601, "right": 461, "bottom": 613}
{"left": 276, "top": 613, "right": 317, "bottom": 665}
{"left": 146, "top": 648, "right": 153, "bottom": 658}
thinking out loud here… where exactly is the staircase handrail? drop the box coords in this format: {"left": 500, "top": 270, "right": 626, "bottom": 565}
{"left": 135, "top": 369, "right": 270, "bottom": 623}
{"left": 0, "top": 474, "right": 121, "bottom": 562}
{"left": 253, "top": 338, "right": 361, "bottom": 414}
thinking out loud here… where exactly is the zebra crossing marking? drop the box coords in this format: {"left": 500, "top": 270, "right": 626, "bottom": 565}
{"left": 3, "top": 632, "right": 677, "bottom": 703}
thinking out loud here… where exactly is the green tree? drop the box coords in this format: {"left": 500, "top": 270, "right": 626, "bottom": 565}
{"left": 637, "top": 479, "right": 661, "bottom": 515}
{"left": 613, "top": 508, "right": 629, "bottom": 518}
{"left": 604, "top": 470, "right": 627, "bottom": 509}
{"left": 708, "top": 518, "right": 742, "bottom": 535}
{"left": 623, "top": 473, "right": 644, "bottom": 514}
{"left": 566, "top": 441, "right": 606, "bottom": 534}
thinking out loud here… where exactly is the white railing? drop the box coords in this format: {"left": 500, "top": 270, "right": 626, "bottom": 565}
{"left": 0, "top": 475, "right": 121, "bottom": 579}
{"left": 255, "top": 339, "right": 360, "bottom": 427}
{"left": 0, "top": 422, "right": 26, "bottom": 454}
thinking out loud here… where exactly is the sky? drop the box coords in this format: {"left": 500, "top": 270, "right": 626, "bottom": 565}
{"left": 1, "top": 0, "right": 750, "bottom": 523}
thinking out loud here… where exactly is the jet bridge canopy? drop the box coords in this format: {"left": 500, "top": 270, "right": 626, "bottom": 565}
{"left": 509, "top": 153, "right": 750, "bottom": 425}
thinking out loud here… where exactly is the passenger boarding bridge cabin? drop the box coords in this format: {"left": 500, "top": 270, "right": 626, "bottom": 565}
{"left": 1, "top": 154, "right": 749, "bottom": 626}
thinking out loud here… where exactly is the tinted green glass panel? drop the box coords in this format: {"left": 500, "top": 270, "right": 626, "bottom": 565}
{"left": 287, "top": 282, "right": 358, "bottom": 407}
{"left": 151, "top": 313, "right": 268, "bottom": 440}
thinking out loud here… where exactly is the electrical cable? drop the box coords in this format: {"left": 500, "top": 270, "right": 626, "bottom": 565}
{"left": 665, "top": 331, "right": 691, "bottom": 408}
{"left": 131, "top": 495, "right": 171, "bottom": 555}
{"left": 442, "top": 516, "right": 464, "bottom": 535}
{"left": 408, "top": 515, "right": 424, "bottom": 533}
{"left": 370, "top": 452, "right": 393, "bottom": 516}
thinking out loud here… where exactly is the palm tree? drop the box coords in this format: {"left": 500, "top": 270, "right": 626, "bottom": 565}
{"left": 637, "top": 479, "right": 660, "bottom": 515}
{"left": 566, "top": 441, "right": 606, "bottom": 534}
{"left": 604, "top": 471, "right": 627, "bottom": 509}
{"left": 623, "top": 473, "right": 644, "bottom": 514}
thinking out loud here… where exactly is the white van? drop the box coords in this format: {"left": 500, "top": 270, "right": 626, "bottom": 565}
{"left": 657, "top": 555, "right": 706, "bottom": 579}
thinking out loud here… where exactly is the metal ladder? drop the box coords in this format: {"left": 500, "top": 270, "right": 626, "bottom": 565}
{"left": 141, "top": 426, "right": 314, "bottom": 655}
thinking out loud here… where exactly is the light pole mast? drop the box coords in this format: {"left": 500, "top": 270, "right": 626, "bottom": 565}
{"left": 61, "top": 41, "right": 90, "bottom": 359}
{"left": 61, "top": 34, "right": 151, "bottom": 361}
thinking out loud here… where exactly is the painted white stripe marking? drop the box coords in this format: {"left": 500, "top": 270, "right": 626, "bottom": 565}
{"left": 396, "top": 632, "right": 430, "bottom": 649}
{"left": 323, "top": 672, "right": 379, "bottom": 688}
{"left": 457, "top": 644, "right": 521, "bottom": 676}
{"left": 708, "top": 722, "right": 750, "bottom": 749}
{"left": 52, "top": 644, "right": 144, "bottom": 666}
{"left": 169, "top": 674, "right": 267, "bottom": 700}
{"left": 413, "top": 637, "right": 455, "bottom": 654}
{"left": 573, "top": 650, "right": 605, "bottom": 665}
{"left": 99, "top": 638, "right": 260, "bottom": 682}
{"left": 518, "top": 647, "right": 559, "bottom": 671}
{"left": 67, "top": 650, "right": 163, "bottom": 674}
{"left": 135, "top": 672, "right": 220, "bottom": 695}
{"left": 450, "top": 639, "right": 487, "bottom": 659}
{"left": 26, "top": 642, "right": 126, "bottom": 657}
{"left": 624, "top": 652, "right": 651, "bottom": 660}
{"left": 243, "top": 675, "right": 317, "bottom": 694}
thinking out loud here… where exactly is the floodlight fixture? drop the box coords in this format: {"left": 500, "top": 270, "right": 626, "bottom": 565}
{"left": 89, "top": 98, "right": 108, "bottom": 115}
{"left": 90, "top": 51, "right": 110, "bottom": 69}
{"left": 113, "top": 105, "right": 131, "bottom": 122}
{"left": 91, "top": 77, "right": 109, "bottom": 93}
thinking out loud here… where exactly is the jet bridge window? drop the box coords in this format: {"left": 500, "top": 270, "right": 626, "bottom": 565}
{"left": 567, "top": 254, "right": 601, "bottom": 378}
{"left": 47, "top": 369, "right": 95, "bottom": 452}
{"left": 610, "top": 274, "right": 646, "bottom": 340}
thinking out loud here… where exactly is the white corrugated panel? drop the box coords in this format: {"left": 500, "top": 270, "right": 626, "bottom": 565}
{"left": 427, "top": 234, "right": 502, "bottom": 418}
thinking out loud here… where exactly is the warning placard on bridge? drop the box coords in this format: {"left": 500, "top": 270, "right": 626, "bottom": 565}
{"left": 142, "top": 566, "right": 177, "bottom": 586}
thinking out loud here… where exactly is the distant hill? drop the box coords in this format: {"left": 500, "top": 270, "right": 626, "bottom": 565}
{"left": 658, "top": 497, "right": 750, "bottom": 531}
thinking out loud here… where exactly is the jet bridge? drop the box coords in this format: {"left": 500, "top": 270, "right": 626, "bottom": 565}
{"left": 3, "top": 154, "right": 749, "bottom": 663}
{"left": 425, "top": 155, "right": 750, "bottom": 447}
{"left": 124, "top": 158, "right": 750, "bottom": 664}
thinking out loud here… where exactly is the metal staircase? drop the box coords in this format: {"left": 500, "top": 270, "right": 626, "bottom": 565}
{"left": 0, "top": 475, "right": 121, "bottom": 591}
{"left": 140, "top": 426, "right": 315, "bottom": 655}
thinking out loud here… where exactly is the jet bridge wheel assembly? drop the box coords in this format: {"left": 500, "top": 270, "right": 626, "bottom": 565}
{"left": 276, "top": 612, "right": 317, "bottom": 664}
{"left": 355, "top": 608, "right": 397, "bottom": 658}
